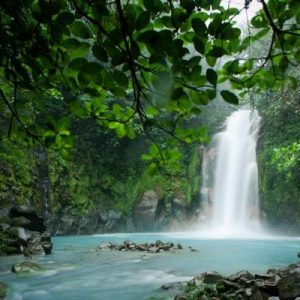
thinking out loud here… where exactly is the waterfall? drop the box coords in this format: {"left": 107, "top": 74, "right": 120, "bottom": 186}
{"left": 200, "top": 109, "right": 262, "bottom": 237}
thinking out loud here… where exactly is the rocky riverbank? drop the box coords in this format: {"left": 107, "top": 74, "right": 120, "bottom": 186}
{"left": 172, "top": 262, "right": 300, "bottom": 300}
{"left": 0, "top": 206, "right": 52, "bottom": 256}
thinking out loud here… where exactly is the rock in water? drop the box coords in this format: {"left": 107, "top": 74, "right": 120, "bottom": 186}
{"left": 173, "top": 263, "right": 300, "bottom": 300}
{"left": 96, "top": 240, "right": 187, "bottom": 253}
{"left": 11, "top": 261, "right": 44, "bottom": 274}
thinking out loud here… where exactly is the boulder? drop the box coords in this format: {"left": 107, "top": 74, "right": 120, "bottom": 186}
{"left": 189, "top": 271, "right": 224, "bottom": 286}
{"left": 228, "top": 270, "right": 254, "bottom": 283}
{"left": 173, "top": 262, "right": 300, "bottom": 300}
{"left": 23, "top": 231, "right": 52, "bottom": 256}
{"left": 277, "top": 267, "right": 300, "bottom": 299}
{"left": 11, "top": 261, "right": 44, "bottom": 273}
{"left": 133, "top": 190, "right": 159, "bottom": 231}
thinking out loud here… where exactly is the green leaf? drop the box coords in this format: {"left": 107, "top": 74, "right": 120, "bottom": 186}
{"left": 92, "top": 44, "right": 108, "bottom": 62}
{"left": 193, "top": 37, "right": 205, "bottom": 54}
{"left": 116, "top": 124, "right": 126, "bottom": 138}
{"left": 220, "top": 90, "right": 239, "bottom": 105}
{"left": 206, "top": 68, "right": 218, "bottom": 86}
{"left": 206, "top": 56, "right": 217, "bottom": 67}
{"left": 127, "top": 127, "right": 136, "bottom": 139}
{"left": 63, "top": 38, "right": 81, "bottom": 51}
{"left": 147, "top": 162, "right": 157, "bottom": 176}
{"left": 208, "top": 16, "right": 222, "bottom": 36}
{"left": 192, "top": 18, "right": 207, "bottom": 36}
{"left": 69, "top": 58, "right": 88, "bottom": 70}
{"left": 70, "top": 21, "right": 91, "bottom": 39}
{"left": 113, "top": 70, "right": 128, "bottom": 88}
{"left": 180, "top": 0, "right": 195, "bottom": 11}
{"left": 143, "top": 0, "right": 163, "bottom": 13}
{"left": 138, "top": 30, "right": 160, "bottom": 45}
{"left": 208, "top": 47, "right": 227, "bottom": 58}
{"left": 136, "top": 11, "right": 150, "bottom": 30}
{"left": 251, "top": 14, "right": 267, "bottom": 28}
{"left": 171, "top": 87, "right": 184, "bottom": 100}
{"left": 219, "top": 26, "right": 241, "bottom": 40}
{"left": 56, "top": 11, "right": 75, "bottom": 25}
{"left": 149, "top": 144, "right": 159, "bottom": 156}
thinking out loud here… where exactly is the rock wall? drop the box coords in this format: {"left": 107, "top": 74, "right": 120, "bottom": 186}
{"left": 0, "top": 206, "right": 52, "bottom": 256}
{"left": 46, "top": 189, "right": 200, "bottom": 235}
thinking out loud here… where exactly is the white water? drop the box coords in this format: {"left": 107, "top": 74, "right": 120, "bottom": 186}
{"left": 200, "top": 109, "right": 262, "bottom": 237}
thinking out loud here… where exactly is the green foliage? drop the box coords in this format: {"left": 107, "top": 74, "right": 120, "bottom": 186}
{"left": 0, "top": 228, "right": 20, "bottom": 255}
{"left": 0, "top": 139, "right": 35, "bottom": 208}
{"left": 256, "top": 71, "right": 300, "bottom": 232}
{"left": 1, "top": 0, "right": 300, "bottom": 170}
{"left": 1, "top": 0, "right": 300, "bottom": 229}
{"left": 271, "top": 141, "right": 300, "bottom": 178}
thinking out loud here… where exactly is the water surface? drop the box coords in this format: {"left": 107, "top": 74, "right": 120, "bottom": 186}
{"left": 1, "top": 232, "right": 300, "bottom": 300}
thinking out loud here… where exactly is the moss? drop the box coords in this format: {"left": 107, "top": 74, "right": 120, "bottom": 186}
{"left": 0, "top": 228, "right": 21, "bottom": 255}
{"left": 0, "top": 282, "right": 7, "bottom": 299}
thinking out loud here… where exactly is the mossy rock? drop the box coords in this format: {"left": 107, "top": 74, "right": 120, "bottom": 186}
{"left": 0, "top": 228, "right": 21, "bottom": 255}
{"left": 0, "top": 282, "right": 7, "bottom": 299}
{"left": 11, "top": 261, "right": 44, "bottom": 274}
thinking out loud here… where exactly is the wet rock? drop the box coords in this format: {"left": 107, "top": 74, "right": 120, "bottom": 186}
{"left": 189, "top": 271, "right": 224, "bottom": 286}
{"left": 148, "top": 246, "right": 159, "bottom": 253}
{"left": 98, "top": 242, "right": 113, "bottom": 250}
{"left": 96, "top": 240, "right": 186, "bottom": 253}
{"left": 221, "top": 279, "right": 240, "bottom": 290}
{"left": 228, "top": 270, "right": 254, "bottom": 283}
{"left": 11, "top": 261, "right": 44, "bottom": 273}
{"left": 277, "top": 267, "right": 300, "bottom": 299}
{"left": 298, "top": 252, "right": 300, "bottom": 258}
{"left": 161, "top": 282, "right": 180, "bottom": 290}
{"left": 177, "top": 243, "right": 183, "bottom": 249}
{"left": 173, "top": 262, "right": 300, "bottom": 300}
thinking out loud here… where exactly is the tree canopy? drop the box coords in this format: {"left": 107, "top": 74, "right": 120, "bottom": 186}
{"left": 1, "top": 0, "right": 300, "bottom": 168}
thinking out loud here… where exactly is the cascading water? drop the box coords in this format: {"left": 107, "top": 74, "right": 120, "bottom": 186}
{"left": 200, "top": 109, "right": 262, "bottom": 237}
